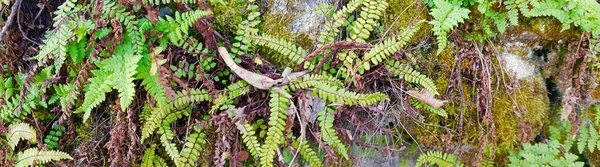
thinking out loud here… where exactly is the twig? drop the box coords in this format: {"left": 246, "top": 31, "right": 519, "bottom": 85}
{"left": 0, "top": 0, "right": 22, "bottom": 42}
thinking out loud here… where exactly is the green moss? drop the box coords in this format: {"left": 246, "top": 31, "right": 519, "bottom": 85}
{"left": 258, "top": 12, "right": 313, "bottom": 68}
{"left": 383, "top": 0, "right": 431, "bottom": 43}
{"left": 491, "top": 77, "right": 549, "bottom": 149}
{"left": 211, "top": 0, "right": 245, "bottom": 36}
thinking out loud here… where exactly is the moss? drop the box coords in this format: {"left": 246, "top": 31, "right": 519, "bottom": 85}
{"left": 211, "top": 0, "right": 245, "bottom": 37}
{"left": 258, "top": 12, "right": 313, "bottom": 68}
{"left": 491, "top": 77, "right": 549, "bottom": 149}
{"left": 383, "top": 0, "right": 432, "bottom": 43}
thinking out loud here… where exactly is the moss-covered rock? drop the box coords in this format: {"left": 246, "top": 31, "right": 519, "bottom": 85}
{"left": 383, "top": 0, "right": 432, "bottom": 43}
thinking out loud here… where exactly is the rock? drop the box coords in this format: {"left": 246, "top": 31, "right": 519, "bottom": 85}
{"left": 264, "top": 0, "right": 333, "bottom": 44}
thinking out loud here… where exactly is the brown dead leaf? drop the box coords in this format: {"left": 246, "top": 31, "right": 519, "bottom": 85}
{"left": 407, "top": 89, "right": 448, "bottom": 109}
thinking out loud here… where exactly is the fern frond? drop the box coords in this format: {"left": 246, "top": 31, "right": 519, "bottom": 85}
{"left": 78, "top": 48, "right": 141, "bottom": 122}
{"left": 250, "top": 35, "right": 312, "bottom": 68}
{"left": 231, "top": 0, "right": 261, "bottom": 56}
{"left": 156, "top": 10, "right": 210, "bottom": 48}
{"left": 259, "top": 90, "right": 290, "bottom": 167}
{"left": 51, "top": 0, "right": 78, "bottom": 27}
{"left": 142, "top": 144, "right": 168, "bottom": 167}
{"left": 349, "top": 0, "right": 388, "bottom": 42}
{"left": 176, "top": 133, "right": 206, "bottom": 167}
{"left": 386, "top": 60, "right": 438, "bottom": 95}
{"left": 311, "top": 84, "right": 388, "bottom": 106}
{"left": 141, "top": 89, "right": 211, "bottom": 142}
{"left": 227, "top": 80, "right": 251, "bottom": 99}
{"left": 158, "top": 125, "right": 181, "bottom": 162}
{"left": 6, "top": 122, "right": 36, "bottom": 150}
{"left": 410, "top": 97, "right": 447, "bottom": 117}
{"left": 15, "top": 148, "right": 72, "bottom": 167}
{"left": 318, "top": 107, "right": 348, "bottom": 159}
{"left": 317, "top": 0, "right": 364, "bottom": 47}
{"left": 416, "top": 151, "right": 463, "bottom": 167}
{"left": 359, "top": 21, "right": 424, "bottom": 72}
{"left": 292, "top": 138, "right": 323, "bottom": 167}
{"left": 32, "top": 21, "right": 75, "bottom": 74}
{"left": 285, "top": 74, "right": 344, "bottom": 92}
{"left": 577, "top": 122, "right": 600, "bottom": 154}
{"left": 429, "top": 0, "right": 470, "bottom": 55}
{"left": 141, "top": 0, "right": 197, "bottom": 6}
{"left": 237, "top": 121, "right": 262, "bottom": 158}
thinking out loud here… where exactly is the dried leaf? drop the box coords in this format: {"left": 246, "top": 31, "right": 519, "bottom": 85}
{"left": 407, "top": 89, "right": 447, "bottom": 109}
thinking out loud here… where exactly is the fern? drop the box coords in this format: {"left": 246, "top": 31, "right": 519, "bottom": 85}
{"left": 231, "top": 0, "right": 261, "bottom": 56}
{"left": 317, "top": 107, "right": 348, "bottom": 160}
{"left": 410, "top": 97, "right": 447, "bottom": 117}
{"left": 429, "top": 0, "right": 470, "bottom": 55}
{"left": 32, "top": 21, "right": 75, "bottom": 74}
{"left": 292, "top": 138, "right": 323, "bottom": 167}
{"left": 156, "top": 10, "right": 210, "bottom": 50}
{"left": 576, "top": 122, "right": 600, "bottom": 154}
{"left": 317, "top": 0, "right": 364, "bottom": 47}
{"left": 142, "top": 144, "right": 168, "bottom": 167}
{"left": 359, "top": 21, "right": 423, "bottom": 73}
{"left": 158, "top": 123, "right": 182, "bottom": 162}
{"left": 250, "top": 34, "right": 313, "bottom": 68}
{"left": 259, "top": 90, "right": 290, "bottom": 167}
{"left": 508, "top": 138, "right": 584, "bottom": 167}
{"left": 348, "top": 0, "right": 388, "bottom": 42}
{"left": 237, "top": 121, "right": 262, "bottom": 158}
{"left": 77, "top": 40, "right": 141, "bottom": 122}
{"left": 15, "top": 148, "right": 73, "bottom": 167}
{"left": 141, "top": 88, "right": 211, "bottom": 142}
{"left": 176, "top": 132, "right": 206, "bottom": 167}
{"left": 285, "top": 74, "right": 344, "bottom": 92}
{"left": 6, "top": 122, "right": 36, "bottom": 150}
{"left": 386, "top": 60, "right": 439, "bottom": 95}
{"left": 416, "top": 151, "right": 464, "bottom": 167}
{"left": 311, "top": 83, "right": 388, "bottom": 106}
{"left": 141, "top": 0, "right": 197, "bottom": 6}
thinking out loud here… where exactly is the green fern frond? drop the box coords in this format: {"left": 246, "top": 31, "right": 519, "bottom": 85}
{"left": 318, "top": 107, "right": 348, "bottom": 160}
{"left": 231, "top": 0, "right": 261, "bottom": 56}
{"left": 237, "top": 121, "right": 262, "bottom": 158}
{"left": 285, "top": 74, "right": 344, "bottom": 92}
{"left": 227, "top": 80, "right": 251, "bottom": 99}
{"left": 141, "top": 0, "right": 197, "bottom": 6}
{"left": 349, "top": 0, "right": 388, "bottom": 42}
{"left": 32, "top": 21, "right": 75, "bottom": 74}
{"left": 137, "top": 64, "right": 169, "bottom": 107}
{"left": 577, "top": 122, "right": 600, "bottom": 154}
{"left": 78, "top": 46, "right": 141, "bottom": 122}
{"left": 15, "top": 148, "right": 72, "bottom": 167}
{"left": 410, "top": 97, "right": 447, "bottom": 117}
{"left": 250, "top": 35, "right": 312, "bottom": 68}
{"left": 260, "top": 90, "right": 290, "bottom": 167}
{"left": 51, "top": 0, "right": 78, "bottom": 27}
{"left": 6, "top": 122, "right": 36, "bottom": 150}
{"left": 359, "top": 21, "right": 424, "bottom": 73}
{"left": 311, "top": 84, "right": 388, "bottom": 106}
{"left": 158, "top": 124, "right": 181, "bottom": 162}
{"left": 429, "top": 0, "right": 470, "bottom": 55}
{"left": 156, "top": 10, "right": 210, "bottom": 47}
{"left": 176, "top": 133, "right": 206, "bottom": 167}
{"left": 386, "top": 60, "right": 439, "bottom": 95}
{"left": 416, "top": 151, "right": 463, "bottom": 167}
{"left": 141, "top": 88, "right": 211, "bottom": 142}
{"left": 142, "top": 144, "right": 168, "bottom": 167}
{"left": 317, "top": 0, "right": 364, "bottom": 47}
{"left": 292, "top": 138, "right": 323, "bottom": 167}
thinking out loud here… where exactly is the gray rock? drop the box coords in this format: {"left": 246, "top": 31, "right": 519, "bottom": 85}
{"left": 267, "top": 0, "right": 334, "bottom": 42}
